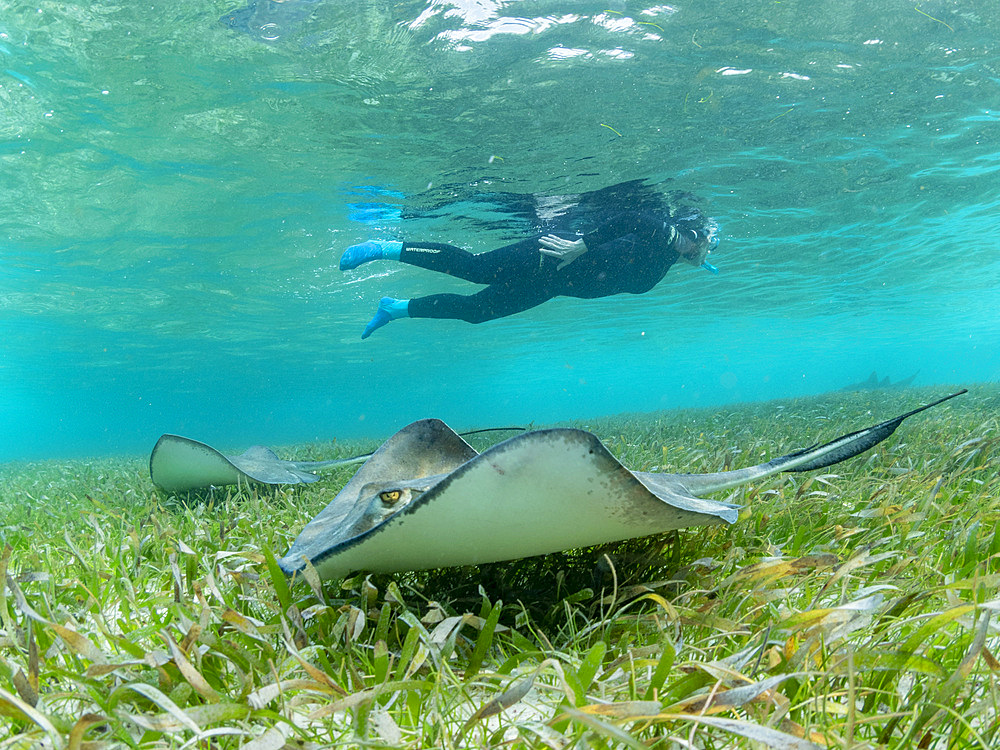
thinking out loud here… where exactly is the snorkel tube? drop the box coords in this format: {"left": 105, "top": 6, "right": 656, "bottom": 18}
{"left": 700, "top": 219, "right": 721, "bottom": 274}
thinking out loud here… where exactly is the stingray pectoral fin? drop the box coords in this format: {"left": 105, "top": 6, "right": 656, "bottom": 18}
{"left": 677, "top": 390, "right": 967, "bottom": 496}
{"left": 150, "top": 435, "right": 249, "bottom": 493}
{"left": 631, "top": 472, "right": 741, "bottom": 522}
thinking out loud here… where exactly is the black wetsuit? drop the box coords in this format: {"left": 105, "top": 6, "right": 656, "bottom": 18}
{"left": 401, "top": 211, "right": 679, "bottom": 324}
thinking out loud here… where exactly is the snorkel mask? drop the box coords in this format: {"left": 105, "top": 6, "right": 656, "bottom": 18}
{"left": 698, "top": 218, "right": 720, "bottom": 274}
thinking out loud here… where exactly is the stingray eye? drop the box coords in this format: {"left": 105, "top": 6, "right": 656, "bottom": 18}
{"left": 379, "top": 490, "right": 403, "bottom": 505}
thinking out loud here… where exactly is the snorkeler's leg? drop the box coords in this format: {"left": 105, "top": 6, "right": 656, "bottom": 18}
{"left": 361, "top": 297, "right": 410, "bottom": 339}
{"left": 407, "top": 282, "right": 553, "bottom": 324}
{"left": 340, "top": 240, "right": 403, "bottom": 270}
{"left": 401, "top": 238, "right": 543, "bottom": 285}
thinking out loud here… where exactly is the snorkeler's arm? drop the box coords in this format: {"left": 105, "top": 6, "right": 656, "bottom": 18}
{"left": 538, "top": 235, "right": 588, "bottom": 270}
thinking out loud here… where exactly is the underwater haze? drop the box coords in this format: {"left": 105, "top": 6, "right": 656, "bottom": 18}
{"left": 2, "top": 0, "right": 998, "bottom": 462}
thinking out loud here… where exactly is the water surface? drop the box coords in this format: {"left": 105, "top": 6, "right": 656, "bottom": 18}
{"left": 2, "top": 0, "right": 997, "bottom": 460}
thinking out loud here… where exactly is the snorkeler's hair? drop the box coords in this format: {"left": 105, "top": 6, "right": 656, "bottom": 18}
{"left": 668, "top": 205, "right": 715, "bottom": 241}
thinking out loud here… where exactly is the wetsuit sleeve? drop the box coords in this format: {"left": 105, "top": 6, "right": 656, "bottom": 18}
{"left": 582, "top": 211, "right": 668, "bottom": 248}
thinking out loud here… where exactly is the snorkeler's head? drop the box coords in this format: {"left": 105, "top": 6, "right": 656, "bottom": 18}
{"left": 670, "top": 207, "right": 720, "bottom": 272}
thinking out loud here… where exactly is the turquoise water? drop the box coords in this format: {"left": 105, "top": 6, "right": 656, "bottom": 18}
{"left": 2, "top": 0, "right": 998, "bottom": 461}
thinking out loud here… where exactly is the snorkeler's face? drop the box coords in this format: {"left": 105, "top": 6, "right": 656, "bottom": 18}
{"left": 676, "top": 230, "right": 711, "bottom": 266}
{"left": 681, "top": 217, "right": 720, "bottom": 267}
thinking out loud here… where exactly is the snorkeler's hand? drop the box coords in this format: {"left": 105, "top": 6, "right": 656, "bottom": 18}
{"left": 538, "top": 235, "right": 587, "bottom": 270}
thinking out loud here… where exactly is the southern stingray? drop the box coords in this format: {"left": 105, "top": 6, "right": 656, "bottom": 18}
{"left": 279, "top": 390, "right": 966, "bottom": 581}
{"left": 840, "top": 370, "right": 921, "bottom": 391}
{"left": 149, "top": 435, "right": 366, "bottom": 494}
{"left": 149, "top": 428, "right": 520, "bottom": 493}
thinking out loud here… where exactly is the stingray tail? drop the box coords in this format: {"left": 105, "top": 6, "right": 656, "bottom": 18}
{"left": 781, "top": 389, "right": 966, "bottom": 473}
{"left": 677, "top": 390, "right": 967, "bottom": 496}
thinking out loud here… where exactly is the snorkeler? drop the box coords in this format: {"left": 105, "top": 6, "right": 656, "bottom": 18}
{"left": 340, "top": 206, "right": 720, "bottom": 339}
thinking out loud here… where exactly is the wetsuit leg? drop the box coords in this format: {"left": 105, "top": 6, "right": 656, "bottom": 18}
{"left": 408, "top": 280, "right": 554, "bottom": 324}
{"left": 400, "top": 238, "right": 544, "bottom": 285}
